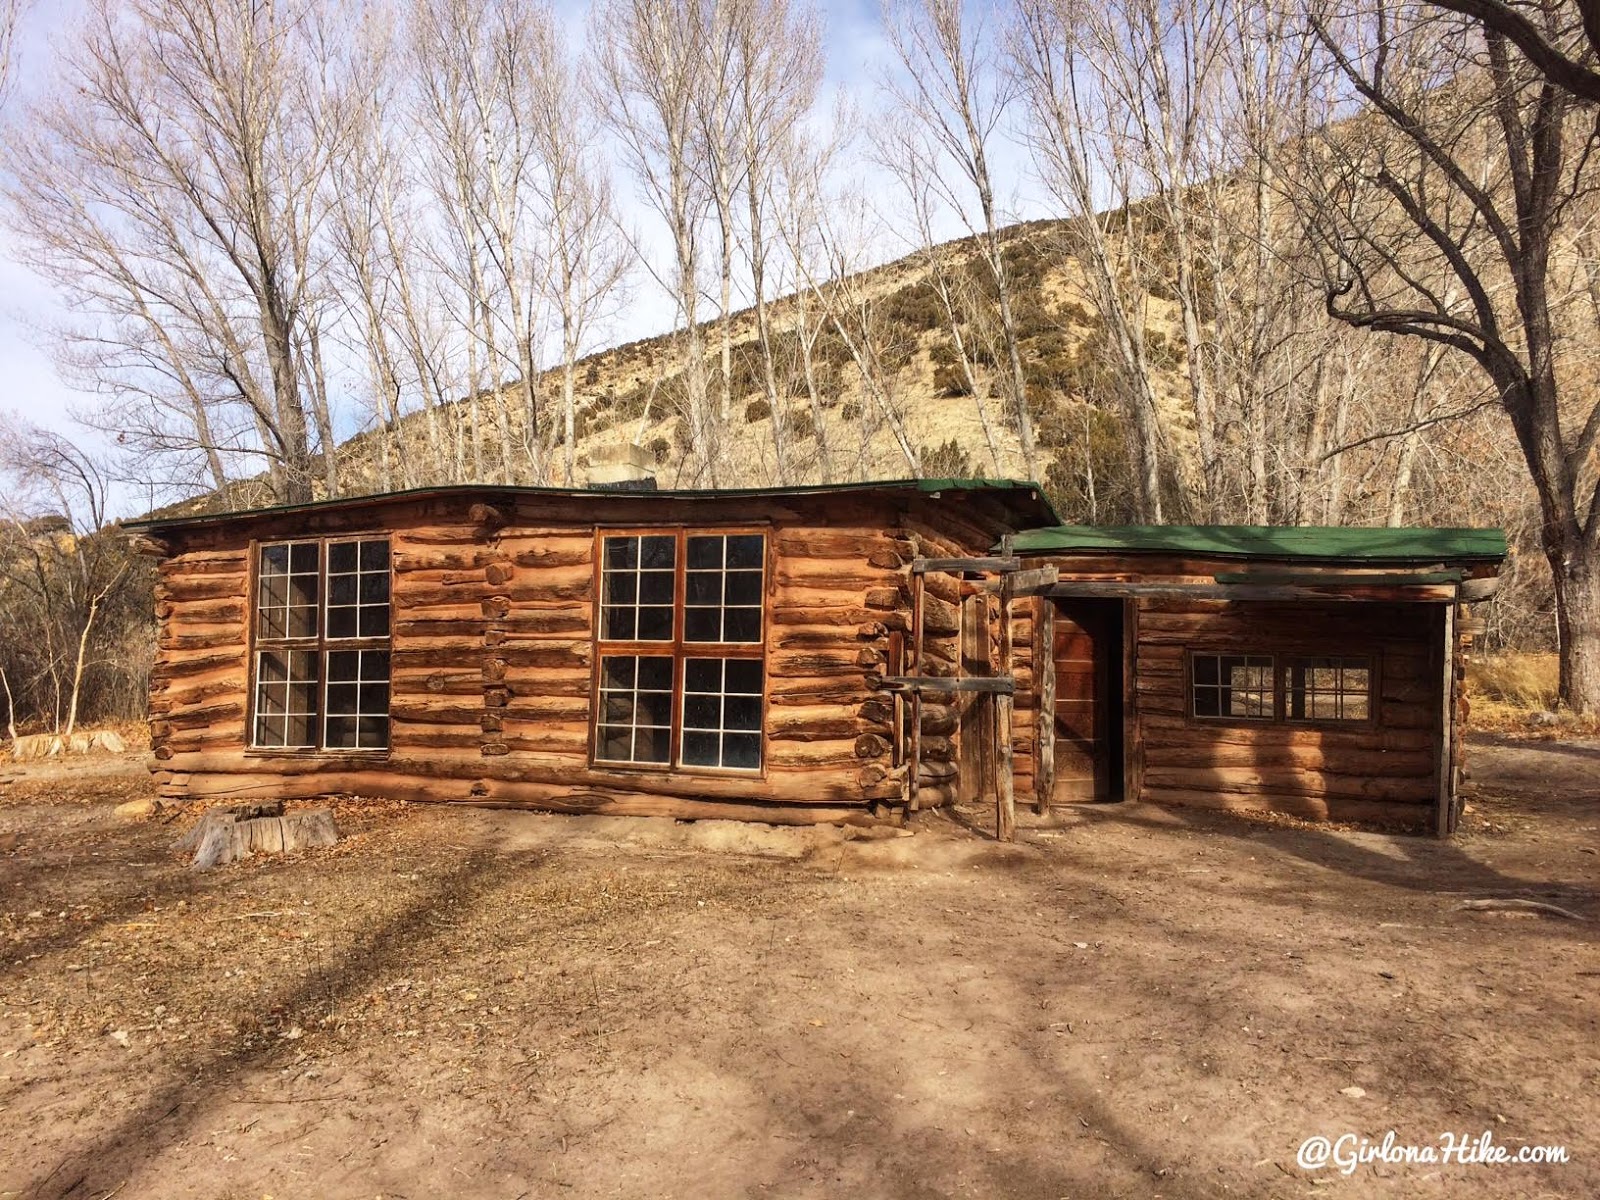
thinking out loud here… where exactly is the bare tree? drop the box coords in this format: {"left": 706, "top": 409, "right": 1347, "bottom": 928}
{"left": 731, "top": 0, "right": 825, "bottom": 484}
{"left": 1298, "top": 0, "right": 1600, "bottom": 709}
{"left": 0, "top": 421, "right": 133, "bottom": 737}
{"left": 0, "top": 0, "right": 27, "bottom": 106}
{"left": 1010, "top": 0, "right": 1176, "bottom": 519}
{"left": 5, "top": 0, "right": 342, "bottom": 504}
{"left": 526, "top": 13, "right": 631, "bottom": 485}
{"left": 886, "top": 0, "right": 1038, "bottom": 480}
{"left": 593, "top": 0, "right": 720, "bottom": 483}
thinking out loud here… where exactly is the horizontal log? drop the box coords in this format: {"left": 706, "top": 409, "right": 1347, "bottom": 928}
{"left": 1140, "top": 786, "right": 1430, "bottom": 828}
{"left": 913, "top": 555, "right": 1021, "bottom": 574}
{"left": 1141, "top": 766, "right": 1436, "bottom": 803}
{"left": 156, "top": 756, "right": 888, "bottom": 807}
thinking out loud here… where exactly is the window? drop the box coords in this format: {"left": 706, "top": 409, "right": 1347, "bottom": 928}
{"left": 252, "top": 538, "right": 391, "bottom": 751}
{"left": 1192, "top": 654, "right": 1275, "bottom": 720}
{"left": 1189, "top": 651, "right": 1374, "bottom": 725}
{"left": 594, "top": 530, "right": 766, "bottom": 772}
{"left": 1286, "top": 656, "right": 1371, "bottom": 722}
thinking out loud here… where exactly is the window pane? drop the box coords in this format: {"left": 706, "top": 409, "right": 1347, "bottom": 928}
{"left": 639, "top": 571, "right": 675, "bottom": 605}
{"left": 359, "top": 606, "right": 391, "bottom": 639}
{"left": 290, "top": 543, "right": 319, "bottom": 573}
{"left": 640, "top": 536, "right": 675, "bottom": 569}
{"left": 723, "top": 608, "right": 761, "bottom": 644}
{"left": 684, "top": 693, "right": 719, "bottom": 728}
{"left": 682, "top": 731, "right": 719, "bottom": 767}
{"left": 637, "top": 606, "right": 674, "bottom": 641}
{"left": 686, "top": 571, "right": 721, "bottom": 605}
{"left": 261, "top": 544, "right": 289, "bottom": 574}
{"left": 1192, "top": 654, "right": 1273, "bottom": 721}
{"left": 685, "top": 657, "right": 720, "bottom": 692}
{"left": 605, "top": 537, "right": 638, "bottom": 569}
{"left": 686, "top": 536, "right": 723, "bottom": 569}
{"left": 253, "top": 649, "right": 317, "bottom": 748}
{"left": 725, "top": 659, "right": 763, "bottom": 693}
{"left": 601, "top": 535, "right": 674, "bottom": 644}
{"left": 328, "top": 607, "right": 358, "bottom": 640}
{"left": 637, "top": 656, "right": 673, "bottom": 691}
{"left": 596, "top": 654, "right": 675, "bottom": 764}
{"left": 328, "top": 542, "right": 358, "bottom": 574}
{"left": 604, "top": 607, "right": 638, "bottom": 641}
{"left": 679, "top": 657, "right": 764, "bottom": 771}
{"left": 726, "top": 535, "right": 764, "bottom": 569}
{"left": 685, "top": 607, "right": 721, "bottom": 642}
{"left": 725, "top": 694, "right": 761, "bottom": 730}
{"left": 633, "top": 725, "right": 671, "bottom": 763}
{"left": 360, "top": 540, "right": 388, "bottom": 571}
{"left": 725, "top": 571, "right": 762, "bottom": 606}
{"left": 1286, "top": 656, "right": 1370, "bottom": 722}
{"left": 723, "top": 733, "right": 761, "bottom": 770}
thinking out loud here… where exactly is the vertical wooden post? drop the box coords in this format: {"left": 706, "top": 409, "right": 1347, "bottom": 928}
{"left": 909, "top": 569, "right": 924, "bottom": 811}
{"left": 997, "top": 568, "right": 1016, "bottom": 841}
{"left": 1035, "top": 597, "right": 1055, "bottom": 814}
{"left": 1122, "top": 598, "right": 1140, "bottom": 804}
{"left": 1434, "top": 599, "right": 1458, "bottom": 838}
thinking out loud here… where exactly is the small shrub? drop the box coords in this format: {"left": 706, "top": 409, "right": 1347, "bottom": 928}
{"left": 744, "top": 397, "right": 772, "bottom": 423}
{"left": 919, "top": 438, "right": 975, "bottom": 479}
{"left": 840, "top": 400, "right": 862, "bottom": 423}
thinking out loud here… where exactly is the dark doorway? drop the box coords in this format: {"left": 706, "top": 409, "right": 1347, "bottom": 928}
{"left": 1050, "top": 598, "right": 1125, "bottom": 803}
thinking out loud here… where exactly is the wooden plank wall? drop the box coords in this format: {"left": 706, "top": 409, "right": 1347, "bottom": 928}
{"left": 145, "top": 490, "right": 1018, "bottom": 821}
{"left": 1133, "top": 598, "right": 1443, "bottom": 827}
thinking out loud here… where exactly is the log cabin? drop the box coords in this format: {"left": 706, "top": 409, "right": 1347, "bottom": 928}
{"left": 125, "top": 483, "right": 1505, "bottom": 837}
{"left": 123, "top": 479, "right": 1055, "bottom": 826}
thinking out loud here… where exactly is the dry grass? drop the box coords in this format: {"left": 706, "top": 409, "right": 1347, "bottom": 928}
{"left": 1465, "top": 651, "right": 1600, "bottom": 737}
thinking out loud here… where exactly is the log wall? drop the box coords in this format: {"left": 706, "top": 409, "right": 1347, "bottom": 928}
{"left": 1129, "top": 598, "right": 1445, "bottom": 828}
{"left": 145, "top": 489, "right": 1019, "bottom": 821}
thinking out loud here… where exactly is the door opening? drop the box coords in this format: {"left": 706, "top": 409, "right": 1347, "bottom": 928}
{"left": 1050, "top": 598, "right": 1125, "bottom": 803}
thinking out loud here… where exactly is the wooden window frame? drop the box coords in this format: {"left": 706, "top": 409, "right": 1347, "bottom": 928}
{"left": 589, "top": 526, "right": 770, "bottom": 778}
{"left": 1280, "top": 654, "right": 1377, "bottom": 728}
{"left": 245, "top": 534, "right": 395, "bottom": 758}
{"left": 1184, "top": 649, "right": 1378, "bottom": 729}
{"left": 1187, "top": 651, "right": 1277, "bottom": 723}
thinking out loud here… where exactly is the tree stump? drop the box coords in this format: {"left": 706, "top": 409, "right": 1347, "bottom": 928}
{"left": 175, "top": 802, "right": 339, "bottom": 870}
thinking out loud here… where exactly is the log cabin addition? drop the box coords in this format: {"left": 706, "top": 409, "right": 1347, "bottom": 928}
{"left": 125, "top": 489, "right": 1505, "bottom": 838}
{"left": 1007, "top": 525, "right": 1507, "bottom": 835}
{"left": 123, "top": 479, "right": 1054, "bottom": 826}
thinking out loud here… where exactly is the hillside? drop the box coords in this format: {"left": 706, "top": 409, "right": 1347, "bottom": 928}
{"left": 309, "top": 218, "right": 1196, "bottom": 520}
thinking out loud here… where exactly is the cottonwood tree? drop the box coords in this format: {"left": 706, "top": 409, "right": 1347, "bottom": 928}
{"left": 593, "top": 0, "right": 720, "bottom": 483}
{"left": 1010, "top": 0, "right": 1179, "bottom": 519}
{"left": 1299, "top": 0, "right": 1600, "bottom": 710}
{"left": 729, "top": 0, "right": 824, "bottom": 484}
{"left": 885, "top": 0, "right": 1039, "bottom": 481}
{"left": 525, "top": 13, "right": 631, "bottom": 485}
{"left": 5, "top": 0, "right": 342, "bottom": 505}
{"left": 0, "top": 422, "right": 136, "bottom": 736}
{"left": 0, "top": 0, "right": 26, "bottom": 105}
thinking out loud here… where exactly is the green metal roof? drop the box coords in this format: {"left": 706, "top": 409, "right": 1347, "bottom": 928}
{"left": 1010, "top": 524, "right": 1507, "bottom": 563}
{"left": 123, "top": 477, "right": 1058, "bottom": 533}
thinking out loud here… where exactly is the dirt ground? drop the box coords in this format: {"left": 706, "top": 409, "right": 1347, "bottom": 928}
{"left": 0, "top": 739, "right": 1595, "bottom": 1200}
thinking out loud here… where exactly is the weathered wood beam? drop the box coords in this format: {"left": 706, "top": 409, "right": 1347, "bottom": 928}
{"left": 879, "top": 675, "right": 1015, "bottom": 695}
{"left": 912, "top": 556, "right": 1022, "bottom": 575}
